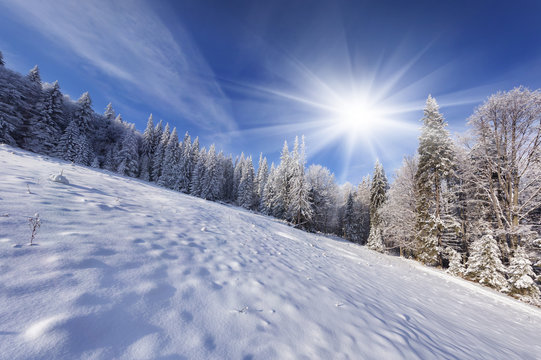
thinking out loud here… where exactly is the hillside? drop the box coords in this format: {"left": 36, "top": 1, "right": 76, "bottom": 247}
{"left": 1, "top": 145, "right": 540, "bottom": 360}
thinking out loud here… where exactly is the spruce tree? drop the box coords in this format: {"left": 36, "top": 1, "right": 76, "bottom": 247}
{"left": 27, "top": 65, "right": 41, "bottom": 84}
{"left": 74, "top": 92, "right": 93, "bottom": 135}
{"left": 465, "top": 233, "right": 507, "bottom": 290}
{"left": 507, "top": 246, "right": 540, "bottom": 305}
{"left": 158, "top": 127, "right": 179, "bottom": 188}
{"left": 237, "top": 156, "right": 256, "bottom": 209}
{"left": 288, "top": 136, "right": 312, "bottom": 227}
{"left": 55, "top": 120, "right": 81, "bottom": 162}
{"left": 255, "top": 153, "right": 269, "bottom": 209}
{"left": 152, "top": 123, "right": 170, "bottom": 181}
{"left": 117, "top": 127, "right": 139, "bottom": 177}
{"left": 367, "top": 160, "right": 387, "bottom": 251}
{"left": 414, "top": 95, "right": 455, "bottom": 265}
{"left": 342, "top": 192, "right": 358, "bottom": 241}
{"left": 0, "top": 114, "right": 15, "bottom": 145}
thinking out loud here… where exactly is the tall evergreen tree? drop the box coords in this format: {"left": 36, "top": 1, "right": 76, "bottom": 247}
{"left": 288, "top": 136, "right": 312, "bottom": 227}
{"left": 158, "top": 127, "right": 180, "bottom": 188}
{"left": 27, "top": 65, "right": 41, "bottom": 84}
{"left": 255, "top": 153, "right": 269, "bottom": 209}
{"left": 414, "top": 95, "right": 455, "bottom": 265}
{"left": 367, "top": 160, "right": 387, "bottom": 251}
{"left": 507, "top": 246, "right": 540, "bottom": 305}
{"left": 237, "top": 156, "right": 256, "bottom": 209}
{"left": 152, "top": 123, "right": 170, "bottom": 181}
{"left": 117, "top": 126, "right": 140, "bottom": 177}
{"left": 74, "top": 92, "right": 93, "bottom": 135}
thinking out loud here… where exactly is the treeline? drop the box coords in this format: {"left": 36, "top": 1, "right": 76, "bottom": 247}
{"left": 0, "top": 51, "right": 539, "bottom": 306}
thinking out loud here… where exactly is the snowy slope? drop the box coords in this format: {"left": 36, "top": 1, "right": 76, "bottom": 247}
{"left": 1, "top": 145, "right": 540, "bottom": 360}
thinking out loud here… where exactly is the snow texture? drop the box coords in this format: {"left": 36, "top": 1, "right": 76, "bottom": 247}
{"left": 1, "top": 145, "right": 540, "bottom": 360}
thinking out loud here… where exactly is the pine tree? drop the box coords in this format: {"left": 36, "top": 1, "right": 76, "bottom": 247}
{"left": 190, "top": 147, "right": 207, "bottom": 197}
{"left": 342, "top": 192, "right": 359, "bottom": 241}
{"left": 288, "top": 136, "right": 312, "bottom": 227}
{"left": 152, "top": 123, "right": 170, "bottom": 181}
{"left": 104, "top": 103, "right": 115, "bottom": 122}
{"left": 233, "top": 153, "right": 245, "bottom": 200}
{"left": 91, "top": 156, "right": 100, "bottom": 168}
{"left": 139, "top": 114, "right": 155, "bottom": 181}
{"left": 255, "top": 153, "right": 269, "bottom": 209}
{"left": 415, "top": 95, "right": 455, "bottom": 265}
{"left": 0, "top": 114, "right": 15, "bottom": 145}
{"left": 507, "top": 246, "right": 540, "bottom": 305}
{"left": 465, "top": 233, "right": 507, "bottom": 290}
{"left": 27, "top": 65, "right": 41, "bottom": 84}
{"left": 55, "top": 120, "right": 81, "bottom": 162}
{"left": 367, "top": 160, "right": 387, "bottom": 252}
{"left": 237, "top": 156, "right": 256, "bottom": 209}
{"left": 444, "top": 247, "right": 465, "bottom": 276}
{"left": 75, "top": 134, "right": 91, "bottom": 166}
{"left": 158, "top": 127, "right": 179, "bottom": 188}
{"left": 176, "top": 132, "right": 192, "bottom": 192}
{"left": 24, "top": 86, "right": 62, "bottom": 154}
{"left": 117, "top": 127, "right": 139, "bottom": 177}
{"left": 74, "top": 92, "right": 93, "bottom": 135}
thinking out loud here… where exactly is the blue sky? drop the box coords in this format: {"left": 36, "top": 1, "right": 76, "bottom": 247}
{"left": 1, "top": 0, "right": 541, "bottom": 183}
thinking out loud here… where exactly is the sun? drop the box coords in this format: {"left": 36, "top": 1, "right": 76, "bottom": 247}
{"left": 332, "top": 97, "right": 380, "bottom": 133}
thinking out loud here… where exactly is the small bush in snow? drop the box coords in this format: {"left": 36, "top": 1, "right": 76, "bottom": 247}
{"left": 28, "top": 213, "right": 40, "bottom": 245}
{"left": 465, "top": 234, "right": 507, "bottom": 291}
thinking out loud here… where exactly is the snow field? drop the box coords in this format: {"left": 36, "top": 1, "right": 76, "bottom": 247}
{"left": 0, "top": 145, "right": 540, "bottom": 359}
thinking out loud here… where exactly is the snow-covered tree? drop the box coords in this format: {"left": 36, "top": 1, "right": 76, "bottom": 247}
{"left": 237, "top": 156, "right": 256, "bottom": 209}
{"left": 342, "top": 192, "right": 360, "bottom": 241}
{"left": 73, "top": 92, "right": 93, "bottom": 135}
{"left": 415, "top": 95, "right": 455, "bottom": 265}
{"left": 306, "top": 164, "right": 338, "bottom": 234}
{"left": 139, "top": 114, "right": 155, "bottom": 181}
{"left": 465, "top": 233, "right": 507, "bottom": 290}
{"left": 0, "top": 114, "right": 15, "bottom": 145}
{"left": 117, "top": 126, "right": 139, "bottom": 177}
{"left": 468, "top": 87, "right": 541, "bottom": 252}
{"left": 255, "top": 153, "right": 269, "bottom": 209}
{"left": 367, "top": 160, "right": 387, "bottom": 252}
{"left": 190, "top": 147, "right": 207, "bottom": 197}
{"left": 381, "top": 156, "right": 418, "bottom": 256}
{"left": 152, "top": 123, "right": 170, "bottom": 181}
{"left": 158, "top": 127, "right": 180, "bottom": 188}
{"left": 27, "top": 65, "right": 41, "bottom": 84}
{"left": 444, "top": 247, "right": 465, "bottom": 277}
{"left": 288, "top": 136, "right": 312, "bottom": 227}
{"left": 506, "top": 246, "right": 540, "bottom": 305}
{"left": 55, "top": 120, "right": 81, "bottom": 162}
{"left": 0, "top": 51, "right": 4, "bottom": 66}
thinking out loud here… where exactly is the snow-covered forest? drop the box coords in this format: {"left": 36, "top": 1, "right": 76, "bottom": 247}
{"left": 1, "top": 51, "right": 540, "bottom": 306}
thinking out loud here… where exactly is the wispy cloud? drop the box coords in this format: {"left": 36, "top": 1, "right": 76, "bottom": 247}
{"left": 0, "top": 0, "right": 236, "bottom": 132}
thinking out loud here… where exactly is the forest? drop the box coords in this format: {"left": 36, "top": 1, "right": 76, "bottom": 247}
{"left": 0, "top": 51, "right": 539, "bottom": 306}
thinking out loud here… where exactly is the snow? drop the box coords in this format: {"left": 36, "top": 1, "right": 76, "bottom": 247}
{"left": 1, "top": 144, "right": 540, "bottom": 360}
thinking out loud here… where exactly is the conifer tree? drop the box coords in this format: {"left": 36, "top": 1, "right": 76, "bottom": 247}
{"left": 233, "top": 153, "right": 245, "bottom": 200}
{"left": 415, "top": 95, "right": 455, "bottom": 265}
{"left": 0, "top": 51, "right": 4, "bottom": 66}
{"left": 288, "top": 136, "right": 312, "bottom": 227}
{"left": 465, "top": 233, "right": 507, "bottom": 290}
{"left": 27, "top": 65, "right": 41, "bottom": 84}
{"left": 367, "top": 160, "right": 387, "bottom": 251}
{"left": 507, "top": 246, "right": 540, "bottom": 304}
{"left": 237, "top": 156, "right": 256, "bottom": 209}
{"left": 342, "top": 192, "right": 359, "bottom": 241}
{"left": 0, "top": 114, "right": 15, "bottom": 145}
{"left": 176, "top": 132, "right": 192, "bottom": 192}
{"left": 139, "top": 114, "right": 155, "bottom": 181}
{"left": 55, "top": 120, "right": 81, "bottom": 162}
{"left": 190, "top": 147, "right": 207, "bottom": 196}
{"left": 74, "top": 92, "right": 93, "bottom": 135}
{"left": 255, "top": 153, "right": 269, "bottom": 209}
{"left": 152, "top": 123, "right": 170, "bottom": 181}
{"left": 117, "top": 127, "right": 139, "bottom": 177}
{"left": 158, "top": 127, "right": 179, "bottom": 188}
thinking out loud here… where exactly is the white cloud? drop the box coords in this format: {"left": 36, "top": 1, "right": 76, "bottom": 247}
{"left": 0, "top": 0, "right": 236, "bottom": 132}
